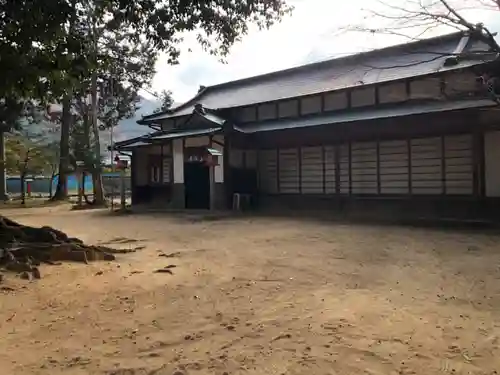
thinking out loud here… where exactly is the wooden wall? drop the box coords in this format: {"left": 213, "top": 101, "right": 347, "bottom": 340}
{"left": 484, "top": 130, "right": 500, "bottom": 197}
{"left": 230, "top": 133, "right": 476, "bottom": 198}
{"left": 133, "top": 144, "right": 172, "bottom": 186}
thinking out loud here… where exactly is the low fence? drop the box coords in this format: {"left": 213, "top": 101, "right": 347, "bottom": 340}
{"left": 6, "top": 174, "right": 131, "bottom": 197}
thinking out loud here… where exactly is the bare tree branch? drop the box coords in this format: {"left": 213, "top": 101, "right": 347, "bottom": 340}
{"left": 342, "top": 0, "right": 500, "bottom": 52}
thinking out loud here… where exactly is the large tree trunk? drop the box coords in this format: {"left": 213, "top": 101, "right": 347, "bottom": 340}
{"left": 20, "top": 172, "right": 26, "bottom": 205}
{"left": 51, "top": 95, "right": 71, "bottom": 201}
{"left": 0, "top": 130, "right": 8, "bottom": 201}
{"left": 90, "top": 71, "right": 105, "bottom": 206}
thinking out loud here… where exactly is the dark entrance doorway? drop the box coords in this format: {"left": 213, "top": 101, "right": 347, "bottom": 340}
{"left": 184, "top": 162, "right": 210, "bottom": 209}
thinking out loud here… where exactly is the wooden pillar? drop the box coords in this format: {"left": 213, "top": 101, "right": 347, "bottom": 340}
{"left": 223, "top": 132, "right": 232, "bottom": 209}
{"left": 130, "top": 150, "right": 137, "bottom": 205}
{"left": 473, "top": 128, "right": 485, "bottom": 198}
{"left": 209, "top": 135, "right": 215, "bottom": 210}
{"left": 120, "top": 167, "right": 126, "bottom": 210}
{"left": 334, "top": 144, "right": 340, "bottom": 195}
{"left": 440, "top": 135, "right": 446, "bottom": 195}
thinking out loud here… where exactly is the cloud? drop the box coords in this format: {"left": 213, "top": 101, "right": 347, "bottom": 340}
{"left": 150, "top": 0, "right": 499, "bottom": 105}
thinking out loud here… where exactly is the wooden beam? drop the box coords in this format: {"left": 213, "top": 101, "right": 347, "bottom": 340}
{"left": 212, "top": 138, "right": 224, "bottom": 147}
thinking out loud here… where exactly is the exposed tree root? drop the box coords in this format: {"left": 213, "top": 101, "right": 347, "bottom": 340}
{"left": 0, "top": 215, "right": 133, "bottom": 279}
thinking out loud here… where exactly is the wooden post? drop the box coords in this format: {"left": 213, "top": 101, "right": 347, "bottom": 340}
{"left": 120, "top": 167, "right": 126, "bottom": 210}
{"left": 76, "top": 161, "right": 84, "bottom": 206}
{"left": 209, "top": 165, "right": 215, "bottom": 210}
{"left": 77, "top": 171, "right": 83, "bottom": 206}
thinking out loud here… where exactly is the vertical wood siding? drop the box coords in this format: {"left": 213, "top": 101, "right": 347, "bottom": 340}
{"left": 278, "top": 148, "right": 300, "bottom": 193}
{"left": 256, "top": 134, "right": 475, "bottom": 197}
{"left": 300, "top": 147, "right": 323, "bottom": 193}
{"left": 162, "top": 158, "right": 171, "bottom": 183}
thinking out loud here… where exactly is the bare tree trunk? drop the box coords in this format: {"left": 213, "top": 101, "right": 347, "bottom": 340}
{"left": 90, "top": 70, "right": 105, "bottom": 205}
{"left": 0, "top": 130, "right": 8, "bottom": 201}
{"left": 51, "top": 95, "right": 71, "bottom": 201}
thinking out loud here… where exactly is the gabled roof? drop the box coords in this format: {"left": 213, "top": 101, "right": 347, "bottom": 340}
{"left": 113, "top": 106, "right": 226, "bottom": 150}
{"left": 140, "top": 31, "right": 496, "bottom": 125}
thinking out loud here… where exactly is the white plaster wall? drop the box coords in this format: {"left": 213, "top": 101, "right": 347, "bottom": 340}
{"left": 173, "top": 139, "right": 184, "bottom": 183}
{"left": 485, "top": 131, "right": 500, "bottom": 197}
{"left": 212, "top": 136, "right": 224, "bottom": 183}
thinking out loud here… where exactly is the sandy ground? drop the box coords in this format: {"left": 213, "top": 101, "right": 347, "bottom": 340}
{"left": 1, "top": 206, "right": 500, "bottom": 375}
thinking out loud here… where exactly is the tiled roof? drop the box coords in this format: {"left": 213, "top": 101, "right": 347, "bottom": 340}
{"left": 114, "top": 108, "right": 226, "bottom": 149}
{"left": 141, "top": 32, "right": 495, "bottom": 124}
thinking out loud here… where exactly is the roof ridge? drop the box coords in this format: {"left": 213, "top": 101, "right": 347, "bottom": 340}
{"left": 207, "top": 31, "right": 465, "bottom": 90}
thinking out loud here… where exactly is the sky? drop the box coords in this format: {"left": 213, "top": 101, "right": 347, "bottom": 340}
{"left": 145, "top": 0, "right": 499, "bottom": 105}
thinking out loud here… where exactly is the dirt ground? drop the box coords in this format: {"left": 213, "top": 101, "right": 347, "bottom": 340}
{"left": 1, "top": 206, "right": 500, "bottom": 375}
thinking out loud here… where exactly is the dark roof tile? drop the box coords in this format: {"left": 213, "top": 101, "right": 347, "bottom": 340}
{"left": 143, "top": 32, "right": 494, "bottom": 124}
